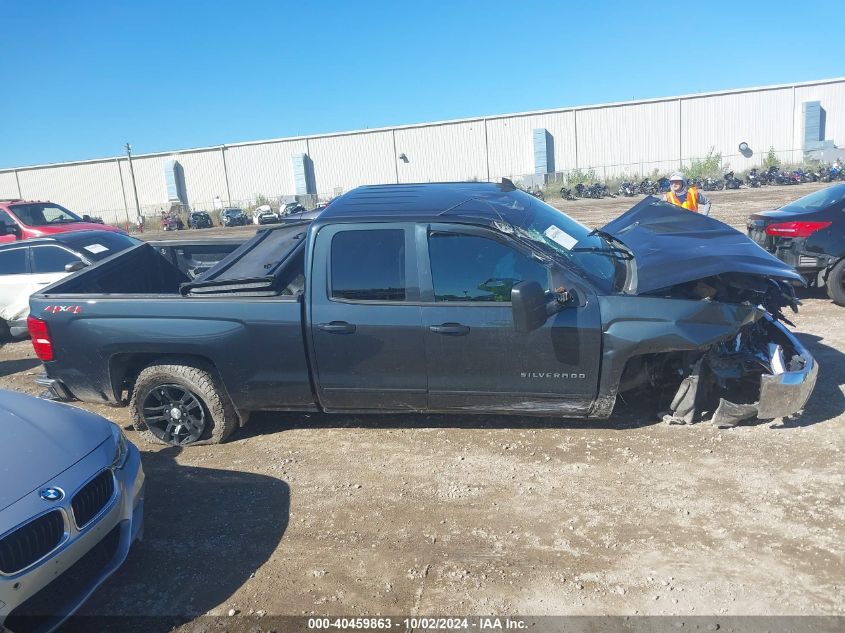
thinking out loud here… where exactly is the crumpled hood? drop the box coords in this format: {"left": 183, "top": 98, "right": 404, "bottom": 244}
{"left": 600, "top": 197, "right": 804, "bottom": 294}
{"left": 0, "top": 390, "right": 112, "bottom": 512}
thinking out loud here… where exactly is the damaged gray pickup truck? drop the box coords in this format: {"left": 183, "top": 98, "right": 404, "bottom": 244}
{"left": 30, "top": 182, "right": 817, "bottom": 445}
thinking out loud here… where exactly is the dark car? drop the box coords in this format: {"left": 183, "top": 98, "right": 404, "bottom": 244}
{"left": 747, "top": 183, "right": 845, "bottom": 305}
{"left": 0, "top": 230, "right": 142, "bottom": 337}
{"left": 220, "top": 208, "right": 248, "bottom": 227}
{"left": 279, "top": 206, "right": 324, "bottom": 223}
{"left": 30, "top": 183, "right": 816, "bottom": 446}
{"left": 188, "top": 211, "right": 214, "bottom": 229}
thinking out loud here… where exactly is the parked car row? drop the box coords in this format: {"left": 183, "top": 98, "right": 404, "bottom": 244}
{"left": 163, "top": 202, "right": 331, "bottom": 231}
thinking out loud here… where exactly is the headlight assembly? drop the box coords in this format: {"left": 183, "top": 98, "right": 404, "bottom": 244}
{"left": 110, "top": 424, "right": 129, "bottom": 470}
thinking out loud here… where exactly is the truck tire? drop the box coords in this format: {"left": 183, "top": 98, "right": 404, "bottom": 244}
{"left": 129, "top": 360, "right": 238, "bottom": 446}
{"left": 826, "top": 259, "right": 845, "bottom": 306}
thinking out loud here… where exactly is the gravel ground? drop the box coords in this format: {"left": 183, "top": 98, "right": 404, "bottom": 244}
{"left": 1, "top": 182, "right": 843, "bottom": 624}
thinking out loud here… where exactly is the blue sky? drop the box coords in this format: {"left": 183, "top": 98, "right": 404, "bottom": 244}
{"left": 1, "top": 1, "right": 843, "bottom": 168}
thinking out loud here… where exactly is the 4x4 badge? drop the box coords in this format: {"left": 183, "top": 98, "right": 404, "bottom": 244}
{"left": 43, "top": 305, "right": 81, "bottom": 314}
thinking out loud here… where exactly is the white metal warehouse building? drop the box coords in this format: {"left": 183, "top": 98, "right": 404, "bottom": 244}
{"left": 1, "top": 76, "right": 843, "bottom": 224}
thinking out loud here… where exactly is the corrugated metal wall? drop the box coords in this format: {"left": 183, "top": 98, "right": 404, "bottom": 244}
{"left": 18, "top": 161, "right": 127, "bottom": 221}
{"left": 1, "top": 78, "right": 842, "bottom": 223}
{"left": 486, "top": 111, "right": 577, "bottom": 180}
{"left": 681, "top": 87, "right": 795, "bottom": 173}
{"left": 308, "top": 131, "right": 395, "bottom": 194}
{"left": 794, "top": 82, "right": 845, "bottom": 163}
{"left": 577, "top": 100, "right": 681, "bottom": 178}
{"left": 0, "top": 172, "right": 20, "bottom": 199}
{"left": 394, "top": 121, "right": 487, "bottom": 183}
{"left": 226, "top": 139, "right": 308, "bottom": 203}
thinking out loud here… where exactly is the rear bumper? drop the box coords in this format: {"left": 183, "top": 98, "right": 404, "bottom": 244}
{"left": 35, "top": 372, "right": 74, "bottom": 401}
{"left": 745, "top": 226, "right": 837, "bottom": 279}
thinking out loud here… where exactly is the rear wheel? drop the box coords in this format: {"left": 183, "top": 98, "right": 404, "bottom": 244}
{"left": 826, "top": 259, "right": 845, "bottom": 306}
{"left": 130, "top": 360, "right": 238, "bottom": 446}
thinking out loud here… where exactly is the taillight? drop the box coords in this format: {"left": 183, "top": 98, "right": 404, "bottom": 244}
{"left": 765, "top": 221, "right": 832, "bottom": 237}
{"left": 27, "top": 315, "right": 54, "bottom": 361}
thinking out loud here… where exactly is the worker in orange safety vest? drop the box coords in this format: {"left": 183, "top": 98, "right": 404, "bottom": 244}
{"left": 664, "top": 172, "right": 710, "bottom": 213}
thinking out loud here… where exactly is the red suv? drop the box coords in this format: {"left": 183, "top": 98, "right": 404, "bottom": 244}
{"left": 0, "top": 199, "right": 124, "bottom": 243}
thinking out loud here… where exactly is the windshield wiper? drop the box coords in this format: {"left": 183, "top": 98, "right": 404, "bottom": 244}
{"left": 570, "top": 246, "right": 633, "bottom": 260}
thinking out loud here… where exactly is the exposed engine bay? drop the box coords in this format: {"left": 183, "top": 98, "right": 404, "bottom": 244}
{"left": 652, "top": 273, "right": 801, "bottom": 326}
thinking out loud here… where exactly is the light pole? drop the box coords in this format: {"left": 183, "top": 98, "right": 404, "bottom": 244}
{"left": 125, "top": 143, "right": 141, "bottom": 229}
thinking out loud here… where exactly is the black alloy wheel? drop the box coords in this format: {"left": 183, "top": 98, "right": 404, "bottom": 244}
{"left": 142, "top": 383, "right": 206, "bottom": 445}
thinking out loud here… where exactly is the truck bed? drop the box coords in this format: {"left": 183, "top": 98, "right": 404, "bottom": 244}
{"left": 30, "top": 229, "right": 314, "bottom": 412}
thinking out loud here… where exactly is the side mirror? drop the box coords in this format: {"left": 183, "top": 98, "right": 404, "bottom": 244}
{"left": 512, "top": 281, "right": 551, "bottom": 333}
{"left": 0, "top": 223, "right": 21, "bottom": 239}
{"left": 65, "top": 260, "right": 88, "bottom": 273}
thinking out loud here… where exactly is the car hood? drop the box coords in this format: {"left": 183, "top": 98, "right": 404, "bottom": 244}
{"left": 0, "top": 390, "right": 113, "bottom": 512}
{"left": 600, "top": 197, "right": 804, "bottom": 295}
{"left": 27, "top": 222, "right": 124, "bottom": 236}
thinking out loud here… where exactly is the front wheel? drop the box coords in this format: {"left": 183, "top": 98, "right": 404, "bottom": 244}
{"left": 826, "top": 259, "right": 845, "bottom": 306}
{"left": 130, "top": 360, "right": 239, "bottom": 446}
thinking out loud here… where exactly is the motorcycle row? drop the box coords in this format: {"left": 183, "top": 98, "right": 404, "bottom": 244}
{"left": 554, "top": 163, "right": 845, "bottom": 201}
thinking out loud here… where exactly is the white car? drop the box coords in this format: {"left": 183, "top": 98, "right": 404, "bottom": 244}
{"left": 0, "top": 231, "right": 140, "bottom": 338}
{"left": 252, "top": 204, "right": 281, "bottom": 225}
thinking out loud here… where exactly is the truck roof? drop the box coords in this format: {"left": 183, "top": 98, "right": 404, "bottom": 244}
{"left": 319, "top": 181, "right": 519, "bottom": 221}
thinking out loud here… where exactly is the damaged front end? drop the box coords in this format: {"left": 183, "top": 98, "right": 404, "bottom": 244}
{"left": 595, "top": 197, "right": 818, "bottom": 427}
{"left": 663, "top": 315, "right": 817, "bottom": 427}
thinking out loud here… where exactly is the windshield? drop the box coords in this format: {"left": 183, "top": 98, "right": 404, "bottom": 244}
{"left": 443, "top": 190, "right": 627, "bottom": 291}
{"left": 223, "top": 208, "right": 243, "bottom": 216}
{"left": 10, "top": 203, "right": 82, "bottom": 226}
{"left": 780, "top": 183, "right": 845, "bottom": 213}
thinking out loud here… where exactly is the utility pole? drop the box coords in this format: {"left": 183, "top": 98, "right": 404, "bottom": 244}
{"left": 125, "top": 143, "right": 141, "bottom": 228}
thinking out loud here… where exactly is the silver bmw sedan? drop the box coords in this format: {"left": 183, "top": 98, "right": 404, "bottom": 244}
{"left": 0, "top": 389, "right": 144, "bottom": 633}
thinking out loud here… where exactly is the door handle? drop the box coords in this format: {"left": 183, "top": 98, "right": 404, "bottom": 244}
{"left": 317, "top": 321, "right": 357, "bottom": 334}
{"left": 429, "top": 323, "right": 470, "bottom": 335}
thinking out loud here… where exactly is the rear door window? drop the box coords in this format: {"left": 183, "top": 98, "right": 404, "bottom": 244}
{"left": 32, "top": 246, "right": 81, "bottom": 273}
{"left": 331, "top": 229, "right": 407, "bottom": 301}
{"left": 0, "top": 248, "right": 28, "bottom": 275}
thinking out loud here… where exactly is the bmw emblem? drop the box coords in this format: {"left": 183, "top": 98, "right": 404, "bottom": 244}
{"left": 39, "top": 487, "right": 64, "bottom": 502}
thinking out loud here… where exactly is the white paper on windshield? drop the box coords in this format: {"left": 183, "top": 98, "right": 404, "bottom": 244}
{"left": 83, "top": 244, "right": 109, "bottom": 254}
{"left": 543, "top": 225, "right": 578, "bottom": 250}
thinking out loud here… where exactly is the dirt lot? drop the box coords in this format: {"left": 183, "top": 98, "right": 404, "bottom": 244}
{"left": 1, "top": 182, "right": 843, "bottom": 623}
